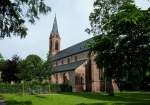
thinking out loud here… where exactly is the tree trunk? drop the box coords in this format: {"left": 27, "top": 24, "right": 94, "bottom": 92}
{"left": 107, "top": 78, "right": 114, "bottom": 96}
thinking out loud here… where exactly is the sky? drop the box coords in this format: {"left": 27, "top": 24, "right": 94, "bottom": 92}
{"left": 0, "top": 0, "right": 150, "bottom": 60}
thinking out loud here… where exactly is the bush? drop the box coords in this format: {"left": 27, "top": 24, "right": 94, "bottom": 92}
{"left": 118, "top": 81, "right": 140, "bottom": 91}
{"left": 60, "top": 84, "right": 72, "bottom": 92}
{"left": 140, "top": 76, "right": 150, "bottom": 91}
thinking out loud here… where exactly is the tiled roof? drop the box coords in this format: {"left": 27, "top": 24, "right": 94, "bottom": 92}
{"left": 53, "top": 60, "right": 86, "bottom": 73}
{"left": 54, "top": 38, "right": 93, "bottom": 60}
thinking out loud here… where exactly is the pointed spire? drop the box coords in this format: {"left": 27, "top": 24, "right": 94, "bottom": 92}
{"left": 51, "top": 14, "right": 58, "bottom": 33}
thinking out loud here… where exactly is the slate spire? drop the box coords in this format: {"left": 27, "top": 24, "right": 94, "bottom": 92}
{"left": 49, "top": 14, "right": 61, "bottom": 56}
{"left": 51, "top": 14, "right": 58, "bottom": 33}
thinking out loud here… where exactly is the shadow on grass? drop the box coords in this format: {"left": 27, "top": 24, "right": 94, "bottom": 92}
{"left": 77, "top": 102, "right": 150, "bottom": 105}
{"left": 60, "top": 92, "right": 150, "bottom": 105}
{"left": 5, "top": 100, "right": 32, "bottom": 105}
{"left": 35, "top": 95, "right": 47, "bottom": 99}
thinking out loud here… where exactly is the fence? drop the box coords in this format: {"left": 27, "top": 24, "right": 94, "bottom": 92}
{"left": 0, "top": 83, "right": 72, "bottom": 94}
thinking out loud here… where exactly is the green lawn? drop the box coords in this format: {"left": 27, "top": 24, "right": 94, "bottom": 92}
{"left": 0, "top": 92, "right": 150, "bottom": 105}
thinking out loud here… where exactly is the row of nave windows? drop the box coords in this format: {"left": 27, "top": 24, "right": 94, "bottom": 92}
{"left": 55, "top": 52, "right": 89, "bottom": 66}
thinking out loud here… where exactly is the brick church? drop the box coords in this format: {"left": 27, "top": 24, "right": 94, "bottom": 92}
{"left": 50, "top": 16, "right": 118, "bottom": 92}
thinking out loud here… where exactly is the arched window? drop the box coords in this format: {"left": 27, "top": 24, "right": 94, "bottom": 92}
{"left": 55, "top": 40, "right": 59, "bottom": 50}
{"left": 63, "top": 73, "right": 68, "bottom": 84}
{"left": 56, "top": 74, "right": 58, "bottom": 83}
{"left": 80, "top": 77, "right": 83, "bottom": 85}
{"left": 75, "top": 76, "right": 84, "bottom": 85}
{"left": 61, "top": 60, "right": 64, "bottom": 65}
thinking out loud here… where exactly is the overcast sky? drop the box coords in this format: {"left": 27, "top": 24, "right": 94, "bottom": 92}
{"left": 0, "top": 0, "right": 150, "bottom": 60}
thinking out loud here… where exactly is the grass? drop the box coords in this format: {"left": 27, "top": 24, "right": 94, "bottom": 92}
{"left": 0, "top": 92, "right": 150, "bottom": 105}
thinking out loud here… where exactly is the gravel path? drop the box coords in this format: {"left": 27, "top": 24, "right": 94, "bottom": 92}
{"left": 0, "top": 100, "right": 5, "bottom": 105}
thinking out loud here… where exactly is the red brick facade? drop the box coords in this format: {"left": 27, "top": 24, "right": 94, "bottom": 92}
{"left": 49, "top": 16, "right": 119, "bottom": 92}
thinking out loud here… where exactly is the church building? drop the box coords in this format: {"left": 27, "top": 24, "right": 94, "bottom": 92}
{"left": 49, "top": 16, "right": 118, "bottom": 92}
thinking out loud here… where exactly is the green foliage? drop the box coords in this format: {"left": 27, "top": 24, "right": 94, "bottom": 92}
{"left": 17, "top": 59, "right": 33, "bottom": 81}
{"left": 0, "top": 53, "right": 3, "bottom": 60}
{"left": 0, "top": 53, "right": 5, "bottom": 71}
{"left": 17, "top": 54, "right": 53, "bottom": 82}
{"left": 89, "top": 0, "right": 150, "bottom": 92}
{"left": 17, "top": 54, "right": 43, "bottom": 81}
{"left": 87, "top": 0, "right": 126, "bottom": 35}
{"left": 1, "top": 55, "right": 21, "bottom": 83}
{"left": 0, "top": 0, "right": 51, "bottom": 38}
{"left": 0, "top": 53, "right": 53, "bottom": 83}
{"left": 41, "top": 54, "right": 53, "bottom": 80}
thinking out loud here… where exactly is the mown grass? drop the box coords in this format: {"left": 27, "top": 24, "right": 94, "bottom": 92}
{"left": 0, "top": 92, "right": 150, "bottom": 105}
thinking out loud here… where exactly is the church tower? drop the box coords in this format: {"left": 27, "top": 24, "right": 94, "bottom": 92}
{"left": 49, "top": 15, "right": 61, "bottom": 56}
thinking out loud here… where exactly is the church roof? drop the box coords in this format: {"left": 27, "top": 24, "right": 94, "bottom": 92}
{"left": 53, "top": 60, "right": 86, "bottom": 73}
{"left": 51, "top": 15, "right": 58, "bottom": 33}
{"left": 54, "top": 38, "right": 93, "bottom": 60}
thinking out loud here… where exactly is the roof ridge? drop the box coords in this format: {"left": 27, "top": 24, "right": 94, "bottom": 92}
{"left": 54, "top": 37, "right": 93, "bottom": 60}
{"left": 57, "top": 37, "right": 92, "bottom": 54}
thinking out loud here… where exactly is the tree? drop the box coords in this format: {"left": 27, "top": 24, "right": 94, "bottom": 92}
{"left": 105, "top": 1, "right": 150, "bottom": 90}
{"left": 17, "top": 54, "right": 43, "bottom": 81}
{"left": 42, "top": 54, "right": 53, "bottom": 80}
{"left": 0, "top": 53, "right": 5, "bottom": 81}
{"left": 17, "top": 59, "right": 33, "bottom": 81}
{"left": 17, "top": 54, "right": 53, "bottom": 83}
{"left": 0, "top": 53, "right": 3, "bottom": 60}
{"left": 88, "top": 0, "right": 150, "bottom": 95}
{"left": 0, "top": 53, "right": 5, "bottom": 70}
{"left": 88, "top": 0, "right": 127, "bottom": 95}
{"left": 1, "top": 55, "right": 21, "bottom": 83}
{"left": 0, "top": 0, "right": 51, "bottom": 38}
{"left": 41, "top": 54, "right": 53, "bottom": 92}
{"left": 86, "top": 0, "right": 125, "bottom": 35}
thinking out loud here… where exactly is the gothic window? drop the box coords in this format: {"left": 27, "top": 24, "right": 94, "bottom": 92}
{"left": 56, "top": 74, "right": 58, "bottom": 83}
{"left": 55, "top": 40, "right": 59, "bottom": 50}
{"left": 75, "top": 76, "right": 79, "bottom": 84}
{"left": 80, "top": 77, "right": 83, "bottom": 85}
{"left": 63, "top": 73, "right": 68, "bottom": 84}
{"left": 75, "top": 76, "right": 83, "bottom": 85}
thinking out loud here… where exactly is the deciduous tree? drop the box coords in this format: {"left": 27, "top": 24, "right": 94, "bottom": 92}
{"left": 17, "top": 54, "right": 43, "bottom": 81}
{"left": 1, "top": 55, "right": 21, "bottom": 82}
{"left": 0, "top": 0, "right": 51, "bottom": 38}
{"left": 88, "top": 0, "right": 150, "bottom": 95}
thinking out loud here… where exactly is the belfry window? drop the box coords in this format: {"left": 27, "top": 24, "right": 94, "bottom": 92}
{"left": 55, "top": 41, "right": 59, "bottom": 50}
{"left": 50, "top": 40, "right": 52, "bottom": 50}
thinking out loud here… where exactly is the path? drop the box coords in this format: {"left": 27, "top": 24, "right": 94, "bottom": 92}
{"left": 0, "top": 100, "right": 5, "bottom": 105}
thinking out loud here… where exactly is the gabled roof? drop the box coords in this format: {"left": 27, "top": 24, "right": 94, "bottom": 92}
{"left": 53, "top": 60, "right": 86, "bottom": 73}
{"left": 54, "top": 38, "right": 93, "bottom": 60}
